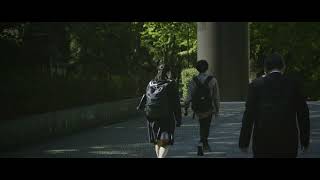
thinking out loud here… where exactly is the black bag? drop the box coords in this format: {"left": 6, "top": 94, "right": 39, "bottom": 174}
{"left": 191, "top": 76, "right": 214, "bottom": 113}
{"left": 144, "top": 80, "right": 171, "bottom": 120}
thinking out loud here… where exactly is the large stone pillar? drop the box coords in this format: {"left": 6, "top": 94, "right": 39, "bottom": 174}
{"left": 197, "top": 22, "right": 249, "bottom": 101}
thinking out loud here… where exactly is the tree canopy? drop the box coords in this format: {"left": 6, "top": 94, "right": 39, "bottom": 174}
{"left": 250, "top": 22, "right": 320, "bottom": 99}
{"left": 1, "top": 22, "right": 320, "bottom": 120}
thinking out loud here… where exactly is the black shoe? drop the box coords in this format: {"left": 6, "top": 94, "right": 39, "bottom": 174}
{"left": 197, "top": 143, "right": 204, "bottom": 156}
{"left": 203, "top": 142, "right": 212, "bottom": 152}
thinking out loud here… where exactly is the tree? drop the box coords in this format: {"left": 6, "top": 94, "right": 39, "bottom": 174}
{"left": 250, "top": 22, "right": 320, "bottom": 99}
{"left": 140, "top": 22, "right": 197, "bottom": 80}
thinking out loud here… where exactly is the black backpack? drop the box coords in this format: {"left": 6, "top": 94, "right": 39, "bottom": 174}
{"left": 144, "top": 80, "right": 171, "bottom": 120}
{"left": 191, "top": 76, "right": 214, "bottom": 113}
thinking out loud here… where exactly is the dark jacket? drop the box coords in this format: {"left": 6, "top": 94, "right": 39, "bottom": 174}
{"left": 239, "top": 72, "right": 310, "bottom": 157}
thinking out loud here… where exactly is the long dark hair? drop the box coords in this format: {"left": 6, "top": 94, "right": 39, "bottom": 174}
{"left": 154, "top": 64, "right": 170, "bottom": 81}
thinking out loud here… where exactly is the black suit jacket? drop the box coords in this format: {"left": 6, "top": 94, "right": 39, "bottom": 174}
{"left": 239, "top": 72, "right": 310, "bottom": 156}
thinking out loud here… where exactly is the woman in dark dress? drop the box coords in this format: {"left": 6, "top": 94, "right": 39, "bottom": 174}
{"left": 138, "top": 64, "right": 182, "bottom": 158}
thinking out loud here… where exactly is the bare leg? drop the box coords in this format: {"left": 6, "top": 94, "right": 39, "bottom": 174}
{"left": 157, "top": 132, "right": 170, "bottom": 158}
{"left": 155, "top": 144, "right": 160, "bottom": 158}
{"left": 158, "top": 146, "right": 169, "bottom": 158}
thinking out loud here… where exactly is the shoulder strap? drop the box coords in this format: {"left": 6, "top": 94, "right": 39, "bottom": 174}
{"left": 193, "top": 76, "right": 202, "bottom": 88}
{"left": 204, "top": 76, "right": 213, "bottom": 86}
{"left": 204, "top": 76, "right": 214, "bottom": 97}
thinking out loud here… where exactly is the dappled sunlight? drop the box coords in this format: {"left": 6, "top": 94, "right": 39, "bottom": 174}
{"left": 90, "top": 146, "right": 106, "bottom": 149}
{"left": 219, "top": 114, "right": 239, "bottom": 118}
{"left": 45, "top": 149, "right": 79, "bottom": 154}
{"left": 220, "top": 123, "right": 241, "bottom": 127}
{"left": 184, "top": 151, "right": 227, "bottom": 158}
{"left": 208, "top": 136, "right": 238, "bottom": 140}
{"left": 311, "top": 139, "right": 320, "bottom": 142}
{"left": 4, "top": 102, "right": 320, "bottom": 158}
{"left": 308, "top": 102, "right": 320, "bottom": 106}
{"left": 214, "top": 130, "right": 240, "bottom": 134}
{"left": 221, "top": 102, "right": 246, "bottom": 104}
{"left": 223, "top": 109, "right": 244, "bottom": 111}
{"left": 2, "top": 21, "right": 320, "bottom": 158}
{"left": 311, "top": 114, "right": 320, "bottom": 118}
{"left": 212, "top": 141, "right": 237, "bottom": 145}
{"left": 125, "top": 143, "right": 150, "bottom": 148}
{"left": 88, "top": 143, "right": 150, "bottom": 150}
{"left": 168, "top": 155, "right": 194, "bottom": 158}
{"left": 204, "top": 152, "right": 227, "bottom": 156}
{"left": 88, "top": 151, "right": 129, "bottom": 155}
{"left": 137, "top": 126, "right": 147, "bottom": 129}
{"left": 186, "top": 151, "right": 198, "bottom": 155}
{"left": 180, "top": 124, "right": 199, "bottom": 127}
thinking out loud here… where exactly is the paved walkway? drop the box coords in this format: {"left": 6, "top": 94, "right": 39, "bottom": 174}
{"left": 1, "top": 102, "right": 320, "bottom": 158}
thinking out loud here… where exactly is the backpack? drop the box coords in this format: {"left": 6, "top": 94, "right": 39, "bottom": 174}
{"left": 144, "top": 80, "right": 171, "bottom": 120}
{"left": 191, "top": 76, "right": 214, "bottom": 113}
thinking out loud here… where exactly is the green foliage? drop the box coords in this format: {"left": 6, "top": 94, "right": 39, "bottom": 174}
{"left": 3, "top": 21, "right": 320, "bottom": 120}
{"left": 0, "top": 22, "right": 153, "bottom": 120}
{"left": 250, "top": 22, "right": 320, "bottom": 99}
{"left": 181, "top": 68, "right": 198, "bottom": 100}
{"left": 140, "top": 22, "right": 197, "bottom": 80}
{"left": 250, "top": 22, "right": 320, "bottom": 78}
{"left": 68, "top": 22, "right": 138, "bottom": 75}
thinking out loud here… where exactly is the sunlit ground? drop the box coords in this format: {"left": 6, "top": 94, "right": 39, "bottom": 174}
{"left": 1, "top": 102, "right": 320, "bottom": 158}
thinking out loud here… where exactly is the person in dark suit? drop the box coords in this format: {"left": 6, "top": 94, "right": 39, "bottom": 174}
{"left": 239, "top": 53, "right": 310, "bottom": 158}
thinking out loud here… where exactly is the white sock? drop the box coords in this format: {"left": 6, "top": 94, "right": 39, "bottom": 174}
{"left": 158, "top": 146, "right": 169, "bottom": 158}
{"left": 155, "top": 145, "right": 160, "bottom": 158}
